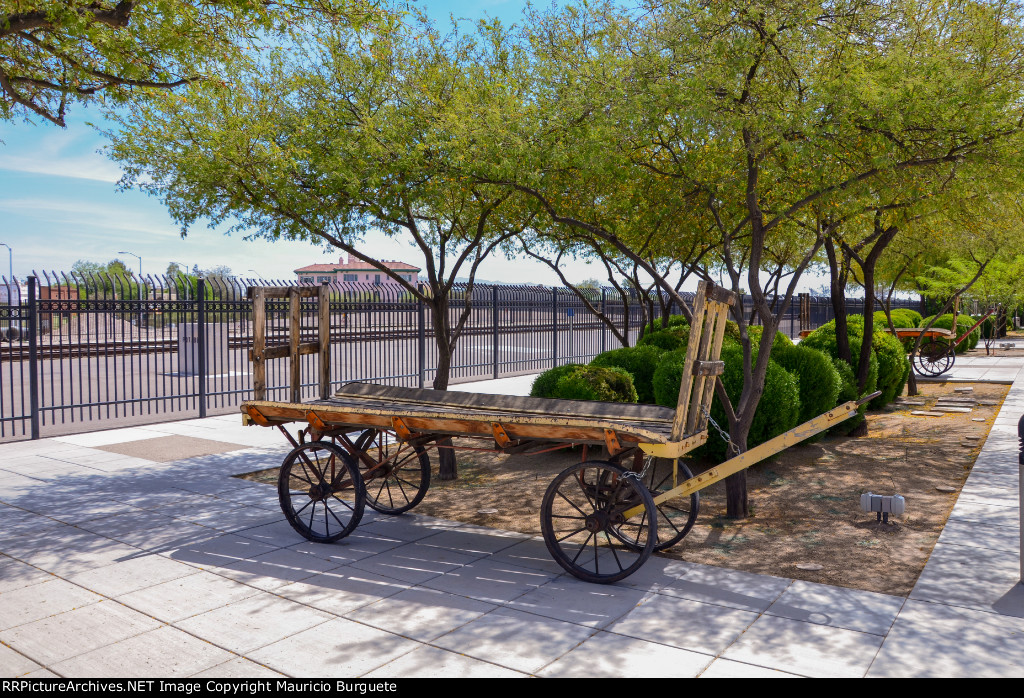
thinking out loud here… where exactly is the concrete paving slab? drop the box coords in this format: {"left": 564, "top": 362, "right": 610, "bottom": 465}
{"left": 607, "top": 593, "right": 758, "bottom": 655}
{"left": 54, "top": 427, "right": 170, "bottom": 448}
{"left": 164, "top": 533, "right": 281, "bottom": 570}
{"left": 229, "top": 520, "right": 313, "bottom": 549}
{"left": 936, "top": 517, "right": 1020, "bottom": 554}
{"left": 364, "top": 645, "right": 527, "bottom": 678}
{"left": 507, "top": 577, "right": 651, "bottom": 629}
{"left": 869, "top": 599, "right": 1024, "bottom": 677}
{"left": 175, "top": 592, "right": 334, "bottom": 654}
{"left": 485, "top": 537, "right": 569, "bottom": 577}
{"left": 432, "top": 606, "right": 596, "bottom": 675}
{"left": 285, "top": 533, "right": 406, "bottom": 564}
{"left": 699, "top": 658, "right": 803, "bottom": 678}
{"left": 65, "top": 554, "right": 200, "bottom": 597}
{"left": 0, "top": 578, "right": 103, "bottom": 631}
{"left": 274, "top": 567, "right": 410, "bottom": 616}
{"left": 248, "top": 617, "right": 418, "bottom": 677}
{"left": 344, "top": 587, "right": 498, "bottom": 642}
{"left": 116, "top": 570, "right": 262, "bottom": 622}
{"left": 0, "top": 643, "right": 44, "bottom": 678}
{"left": 948, "top": 499, "right": 1019, "bottom": 527}
{"left": 765, "top": 580, "right": 905, "bottom": 636}
{"left": 215, "top": 547, "right": 346, "bottom": 591}
{"left": 3, "top": 533, "right": 144, "bottom": 578}
{"left": 95, "top": 435, "right": 249, "bottom": 463}
{"left": 660, "top": 562, "right": 793, "bottom": 612}
{"left": 0, "top": 599, "right": 163, "bottom": 666}
{"left": 419, "top": 557, "right": 559, "bottom": 605}
{"left": 347, "top": 543, "right": 484, "bottom": 585}
{"left": 538, "top": 628, "right": 712, "bottom": 677}
{"left": 0, "top": 554, "right": 54, "bottom": 593}
{"left": 191, "top": 658, "right": 286, "bottom": 678}
{"left": 51, "top": 625, "right": 235, "bottom": 678}
{"left": 415, "top": 525, "right": 531, "bottom": 556}
{"left": 721, "top": 614, "right": 884, "bottom": 678}
{"left": 908, "top": 542, "right": 1023, "bottom": 613}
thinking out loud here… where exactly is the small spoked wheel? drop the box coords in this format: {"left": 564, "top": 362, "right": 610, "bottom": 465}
{"left": 625, "top": 458, "right": 699, "bottom": 552}
{"left": 913, "top": 339, "right": 955, "bottom": 377}
{"left": 351, "top": 429, "right": 431, "bottom": 515}
{"left": 278, "top": 441, "right": 365, "bottom": 543}
{"left": 540, "top": 460, "right": 657, "bottom": 584}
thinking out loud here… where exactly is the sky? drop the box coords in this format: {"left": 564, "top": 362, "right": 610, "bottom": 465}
{"left": 0, "top": 0, "right": 823, "bottom": 294}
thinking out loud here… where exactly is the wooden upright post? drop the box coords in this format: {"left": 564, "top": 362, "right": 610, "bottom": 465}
{"left": 289, "top": 289, "right": 301, "bottom": 404}
{"left": 252, "top": 287, "right": 267, "bottom": 401}
{"left": 318, "top": 284, "right": 331, "bottom": 400}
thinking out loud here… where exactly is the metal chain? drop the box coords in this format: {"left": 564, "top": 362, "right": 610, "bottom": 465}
{"left": 702, "top": 406, "right": 739, "bottom": 456}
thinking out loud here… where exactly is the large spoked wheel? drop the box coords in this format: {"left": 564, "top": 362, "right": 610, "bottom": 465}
{"left": 278, "top": 441, "right": 365, "bottom": 543}
{"left": 629, "top": 459, "right": 700, "bottom": 552}
{"left": 541, "top": 460, "right": 657, "bottom": 584}
{"left": 351, "top": 429, "right": 431, "bottom": 515}
{"left": 913, "top": 339, "right": 955, "bottom": 377}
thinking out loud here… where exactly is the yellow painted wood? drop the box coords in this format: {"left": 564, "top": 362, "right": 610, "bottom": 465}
{"left": 671, "top": 281, "right": 707, "bottom": 440}
{"left": 624, "top": 399, "right": 860, "bottom": 518}
{"left": 637, "top": 433, "right": 707, "bottom": 458}
{"left": 695, "top": 301, "right": 730, "bottom": 432}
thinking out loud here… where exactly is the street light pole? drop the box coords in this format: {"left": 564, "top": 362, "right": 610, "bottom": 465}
{"left": 173, "top": 261, "right": 191, "bottom": 300}
{"left": 117, "top": 251, "right": 142, "bottom": 278}
{"left": 0, "top": 242, "right": 11, "bottom": 281}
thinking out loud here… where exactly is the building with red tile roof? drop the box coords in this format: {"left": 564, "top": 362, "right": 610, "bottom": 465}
{"left": 295, "top": 254, "right": 420, "bottom": 286}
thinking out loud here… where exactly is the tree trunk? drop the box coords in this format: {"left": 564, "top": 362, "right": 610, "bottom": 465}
{"left": 430, "top": 297, "right": 458, "bottom": 481}
{"left": 825, "top": 238, "right": 851, "bottom": 363}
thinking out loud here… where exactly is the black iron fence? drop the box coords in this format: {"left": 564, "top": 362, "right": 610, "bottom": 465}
{"left": 0, "top": 272, "right": 921, "bottom": 441}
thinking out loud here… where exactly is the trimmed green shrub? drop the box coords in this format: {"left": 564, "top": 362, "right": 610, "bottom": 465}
{"left": 723, "top": 322, "right": 793, "bottom": 352}
{"left": 531, "top": 364, "right": 638, "bottom": 403}
{"left": 772, "top": 344, "right": 842, "bottom": 428}
{"left": 652, "top": 344, "right": 801, "bottom": 461}
{"left": 920, "top": 313, "right": 978, "bottom": 353}
{"left": 874, "top": 309, "right": 919, "bottom": 330}
{"left": 530, "top": 364, "right": 584, "bottom": 398}
{"left": 637, "top": 326, "right": 690, "bottom": 352}
{"left": 869, "top": 329, "right": 909, "bottom": 407}
{"left": 649, "top": 314, "right": 689, "bottom": 330}
{"left": 591, "top": 345, "right": 665, "bottom": 404}
{"left": 800, "top": 318, "right": 879, "bottom": 427}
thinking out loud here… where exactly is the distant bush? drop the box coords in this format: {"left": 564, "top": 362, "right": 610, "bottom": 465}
{"left": 637, "top": 326, "right": 689, "bottom": 352}
{"left": 652, "top": 343, "right": 800, "bottom": 461}
{"left": 531, "top": 364, "right": 638, "bottom": 403}
{"left": 591, "top": 345, "right": 665, "bottom": 404}
{"left": 920, "top": 313, "right": 978, "bottom": 353}
{"left": 530, "top": 364, "right": 584, "bottom": 398}
{"left": 800, "top": 319, "right": 879, "bottom": 431}
{"left": 772, "top": 344, "right": 842, "bottom": 431}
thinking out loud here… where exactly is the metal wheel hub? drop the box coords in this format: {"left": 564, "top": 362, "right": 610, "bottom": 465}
{"left": 585, "top": 511, "right": 610, "bottom": 533}
{"left": 307, "top": 482, "right": 331, "bottom": 501}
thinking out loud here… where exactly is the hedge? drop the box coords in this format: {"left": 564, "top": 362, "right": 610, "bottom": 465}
{"left": 531, "top": 364, "right": 638, "bottom": 403}
{"left": 590, "top": 344, "right": 665, "bottom": 404}
{"left": 920, "top": 313, "right": 979, "bottom": 353}
{"left": 772, "top": 344, "right": 842, "bottom": 429}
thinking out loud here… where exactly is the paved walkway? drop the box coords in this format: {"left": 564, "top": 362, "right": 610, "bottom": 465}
{"left": 1, "top": 366, "right": 1021, "bottom": 678}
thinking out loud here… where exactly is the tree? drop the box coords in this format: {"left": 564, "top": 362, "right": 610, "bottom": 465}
{"left": 109, "top": 13, "right": 536, "bottom": 479}
{"left": 473, "top": 0, "right": 1024, "bottom": 517}
{"left": 0, "top": 1, "right": 370, "bottom": 127}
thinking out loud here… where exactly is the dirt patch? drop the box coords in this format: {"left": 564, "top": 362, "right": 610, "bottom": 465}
{"left": 236, "top": 381, "right": 1007, "bottom": 597}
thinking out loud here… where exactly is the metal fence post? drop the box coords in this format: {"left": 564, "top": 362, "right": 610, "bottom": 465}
{"left": 552, "top": 287, "right": 558, "bottom": 368}
{"left": 197, "top": 277, "right": 207, "bottom": 418}
{"left": 600, "top": 288, "right": 607, "bottom": 354}
{"left": 417, "top": 289, "right": 426, "bottom": 389}
{"left": 27, "top": 275, "right": 39, "bottom": 439}
{"left": 492, "top": 285, "right": 499, "bottom": 379}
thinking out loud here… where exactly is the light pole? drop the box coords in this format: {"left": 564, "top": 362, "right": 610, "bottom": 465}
{"left": 247, "top": 269, "right": 266, "bottom": 282}
{"left": 117, "top": 249, "right": 142, "bottom": 276}
{"left": 0, "top": 242, "right": 11, "bottom": 307}
{"left": 172, "top": 261, "right": 191, "bottom": 300}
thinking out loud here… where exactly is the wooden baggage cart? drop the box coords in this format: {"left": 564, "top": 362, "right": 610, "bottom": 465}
{"left": 241, "top": 281, "right": 873, "bottom": 583}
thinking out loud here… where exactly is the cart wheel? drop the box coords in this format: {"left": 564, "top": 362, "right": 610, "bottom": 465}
{"left": 541, "top": 460, "right": 657, "bottom": 584}
{"left": 352, "top": 429, "right": 431, "bottom": 515}
{"left": 913, "top": 339, "right": 955, "bottom": 377}
{"left": 632, "top": 459, "right": 700, "bottom": 551}
{"left": 278, "top": 441, "right": 365, "bottom": 543}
